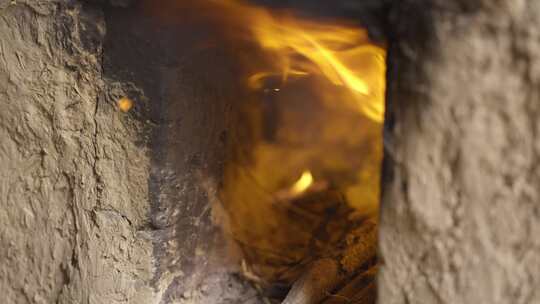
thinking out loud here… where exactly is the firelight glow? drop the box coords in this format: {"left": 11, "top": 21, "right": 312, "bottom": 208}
{"left": 290, "top": 170, "right": 314, "bottom": 195}
{"left": 247, "top": 70, "right": 308, "bottom": 90}
{"left": 139, "top": 0, "right": 386, "bottom": 291}
{"left": 170, "top": 0, "right": 387, "bottom": 122}
{"left": 238, "top": 2, "right": 386, "bottom": 123}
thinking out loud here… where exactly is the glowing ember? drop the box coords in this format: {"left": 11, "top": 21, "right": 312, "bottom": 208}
{"left": 290, "top": 170, "right": 314, "bottom": 195}
{"left": 117, "top": 97, "right": 133, "bottom": 112}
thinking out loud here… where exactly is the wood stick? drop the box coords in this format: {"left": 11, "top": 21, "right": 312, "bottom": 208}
{"left": 281, "top": 219, "right": 377, "bottom": 304}
{"left": 281, "top": 258, "right": 340, "bottom": 304}
{"left": 322, "top": 266, "right": 377, "bottom": 304}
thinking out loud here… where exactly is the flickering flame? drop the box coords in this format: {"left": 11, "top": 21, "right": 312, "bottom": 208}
{"left": 247, "top": 70, "right": 308, "bottom": 90}
{"left": 142, "top": 0, "right": 384, "bottom": 121}
{"left": 251, "top": 22, "right": 372, "bottom": 95}
{"left": 238, "top": 3, "right": 386, "bottom": 122}
{"left": 290, "top": 170, "right": 314, "bottom": 195}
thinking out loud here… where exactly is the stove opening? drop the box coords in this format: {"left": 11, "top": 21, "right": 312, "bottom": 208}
{"left": 136, "top": 1, "right": 385, "bottom": 303}
{"left": 212, "top": 2, "right": 385, "bottom": 303}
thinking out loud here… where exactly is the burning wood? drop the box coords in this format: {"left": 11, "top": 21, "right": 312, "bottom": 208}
{"left": 282, "top": 219, "right": 377, "bottom": 304}
{"left": 322, "top": 267, "right": 377, "bottom": 304}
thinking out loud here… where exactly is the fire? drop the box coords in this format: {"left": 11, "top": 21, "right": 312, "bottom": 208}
{"left": 203, "top": 0, "right": 386, "bottom": 216}
{"left": 142, "top": 0, "right": 386, "bottom": 286}
{"left": 247, "top": 70, "right": 308, "bottom": 90}
{"left": 236, "top": 2, "right": 386, "bottom": 123}
{"left": 146, "top": 0, "right": 386, "bottom": 122}
{"left": 290, "top": 170, "right": 314, "bottom": 195}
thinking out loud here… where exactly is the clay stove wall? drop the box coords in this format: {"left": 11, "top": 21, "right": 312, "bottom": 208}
{"left": 0, "top": 1, "right": 154, "bottom": 303}
{"left": 380, "top": 1, "right": 540, "bottom": 303}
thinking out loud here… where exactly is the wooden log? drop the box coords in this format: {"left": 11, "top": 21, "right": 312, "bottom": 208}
{"left": 322, "top": 266, "right": 377, "bottom": 304}
{"left": 281, "top": 219, "right": 377, "bottom": 304}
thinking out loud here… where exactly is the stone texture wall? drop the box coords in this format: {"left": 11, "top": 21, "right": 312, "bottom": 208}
{"left": 379, "top": 1, "right": 540, "bottom": 303}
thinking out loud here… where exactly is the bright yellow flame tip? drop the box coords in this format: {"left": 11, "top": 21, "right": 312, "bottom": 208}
{"left": 291, "top": 171, "right": 314, "bottom": 195}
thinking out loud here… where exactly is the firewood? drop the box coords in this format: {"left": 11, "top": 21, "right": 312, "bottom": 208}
{"left": 281, "top": 258, "right": 340, "bottom": 304}
{"left": 281, "top": 219, "right": 377, "bottom": 304}
{"left": 339, "top": 219, "right": 377, "bottom": 274}
{"left": 349, "top": 282, "right": 376, "bottom": 304}
{"left": 321, "top": 266, "right": 377, "bottom": 304}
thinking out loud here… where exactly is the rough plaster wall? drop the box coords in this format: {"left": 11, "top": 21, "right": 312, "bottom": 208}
{"left": 0, "top": 1, "right": 154, "bottom": 303}
{"left": 380, "top": 1, "right": 540, "bottom": 303}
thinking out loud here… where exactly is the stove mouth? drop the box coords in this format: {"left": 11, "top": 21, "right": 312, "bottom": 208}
{"left": 110, "top": 1, "right": 386, "bottom": 302}
{"left": 203, "top": 1, "right": 386, "bottom": 302}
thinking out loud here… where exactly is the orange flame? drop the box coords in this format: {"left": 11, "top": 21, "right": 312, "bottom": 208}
{"left": 148, "top": 0, "right": 386, "bottom": 123}
{"left": 228, "top": 1, "right": 386, "bottom": 122}
{"left": 149, "top": 0, "right": 386, "bottom": 122}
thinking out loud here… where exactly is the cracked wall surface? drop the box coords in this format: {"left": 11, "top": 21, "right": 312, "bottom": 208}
{"left": 0, "top": 1, "right": 154, "bottom": 303}
{"left": 380, "top": 1, "right": 540, "bottom": 303}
